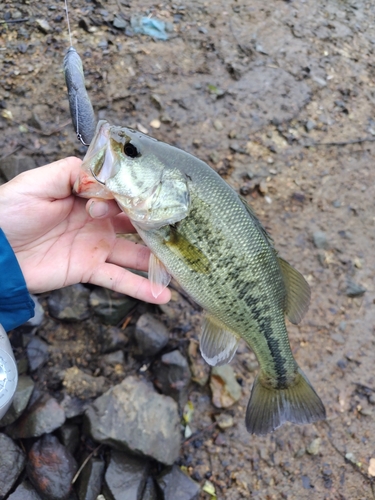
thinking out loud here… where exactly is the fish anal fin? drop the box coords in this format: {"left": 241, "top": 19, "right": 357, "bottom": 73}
{"left": 200, "top": 316, "right": 240, "bottom": 366}
{"left": 245, "top": 368, "right": 326, "bottom": 435}
{"left": 278, "top": 257, "right": 311, "bottom": 324}
{"left": 149, "top": 253, "right": 171, "bottom": 298}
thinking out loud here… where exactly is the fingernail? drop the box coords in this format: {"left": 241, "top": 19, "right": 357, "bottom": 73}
{"left": 89, "top": 201, "right": 109, "bottom": 218}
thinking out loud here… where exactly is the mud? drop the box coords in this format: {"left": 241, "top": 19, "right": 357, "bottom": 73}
{"left": 1, "top": 0, "right": 375, "bottom": 498}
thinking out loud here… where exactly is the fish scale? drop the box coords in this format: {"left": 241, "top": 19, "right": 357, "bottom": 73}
{"left": 74, "top": 120, "right": 326, "bottom": 435}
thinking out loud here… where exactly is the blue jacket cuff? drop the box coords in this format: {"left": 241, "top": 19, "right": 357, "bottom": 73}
{"left": 0, "top": 229, "right": 35, "bottom": 331}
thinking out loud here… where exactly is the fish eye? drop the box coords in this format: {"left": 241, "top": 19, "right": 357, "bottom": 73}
{"left": 123, "top": 142, "right": 139, "bottom": 158}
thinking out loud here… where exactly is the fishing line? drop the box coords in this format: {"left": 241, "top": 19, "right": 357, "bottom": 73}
{"left": 64, "top": 0, "right": 73, "bottom": 47}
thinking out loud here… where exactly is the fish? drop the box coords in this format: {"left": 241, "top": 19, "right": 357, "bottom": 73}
{"left": 73, "top": 120, "right": 326, "bottom": 435}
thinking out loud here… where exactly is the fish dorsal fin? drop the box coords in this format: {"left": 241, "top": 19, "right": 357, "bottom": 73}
{"left": 278, "top": 257, "right": 311, "bottom": 324}
{"left": 149, "top": 253, "right": 171, "bottom": 298}
{"left": 239, "top": 196, "right": 275, "bottom": 248}
{"left": 200, "top": 316, "right": 240, "bottom": 366}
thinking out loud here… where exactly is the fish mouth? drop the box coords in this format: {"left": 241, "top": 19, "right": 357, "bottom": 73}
{"left": 73, "top": 120, "right": 114, "bottom": 200}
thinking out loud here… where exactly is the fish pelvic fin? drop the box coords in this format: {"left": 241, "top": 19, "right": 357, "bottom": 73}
{"left": 200, "top": 315, "right": 240, "bottom": 366}
{"left": 245, "top": 368, "right": 326, "bottom": 435}
{"left": 149, "top": 253, "right": 171, "bottom": 298}
{"left": 278, "top": 257, "right": 311, "bottom": 324}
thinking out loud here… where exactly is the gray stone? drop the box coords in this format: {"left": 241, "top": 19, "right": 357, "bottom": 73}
{"left": 135, "top": 313, "right": 170, "bottom": 357}
{"left": 113, "top": 16, "right": 127, "bottom": 29}
{"left": 101, "top": 326, "right": 129, "bottom": 353}
{"left": 58, "top": 422, "right": 80, "bottom": 455}
{"left": 313, "top": 230, "right": 329, "bottom": 249}
{"left": 48, "top": 284, "right": 90, "bottom": 321}
{"left": 156, "top": 465, "right": 200, "bottom": 500}
{"left": 346, "top": 279, "right": 366, "bottom": 298}
{"left": 8, "top": 480, "right": 42, "bottom": 500}
{"left": 103, "top": 450, "right": 149, "bottom": 500}
{"left": 0, "top": 155, "right": 37, "bottom": 181}
{"left": 0, "top": 433, "right": 26, "bottom": 498}
{"left": 142, "top": 477, "right": 158, "bottom": 500}
{"left": 84, "top": 376, "right": 181, "bottom": 465}
{"left": 0, "top": 374, "right": 34, "bottom": 426}
{"left": 63, "top": 366, "right": 108, "bottom": 400}
{"left": 27, "top": 434, "right": 77, "bottom": 500}
{"left": 90, "top": 288, "right": 137, "bottom": 325}
{"left": 76, "top": 457, "right": 105, "bottom": 500}
{"left": 26, "top": 336, "right": 49, "bottom": 371}
{"left": 60, "top": 393, "right": 90, "bottom": 419}
{"left": 153, "top": 350, "right": 191, "bottom": 407}
{"left": 7, "top": 395, "right": 66, "bottom": 439}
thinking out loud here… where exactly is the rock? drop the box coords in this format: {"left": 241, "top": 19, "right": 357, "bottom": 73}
{"left": 26, "top": 336, "right": 49, "bottom": 371}
{"left": 142, "top": 477, "right": 158, "bottom": 500}
{"left": 27, "top": 434, "right": 77, "bottom": 500}
{"left": 60, "top": 393, "right": 90, "bottom": 419}
{"left": 63, "top": 366, "right": 108, "bottom": 399}
{"left": 0, "top": 374, "right": 34, "bottom": 426}
{"left": 84, "top": 376, "right": 181, "bottom": 465}
{"left": 368, "top": 458, "right": 375, "bottom": 477}
{"left": 306, "top": 437, "right": 321, "bottom": 455}
{"left": 36, "top": 19, "right": 52, "bottom": 33}
{"left": 89, "top": 288, "right": 137, "bottom": 325}
{"left": 6, "top": 395, "right": 65, "bottom": 439}
{"left": 214, "top": 413, "right": 235, "bottom": 430}
{"left": 58, "top": 422, "right": 80, "bottom": 455}
{"left": 135, "top": 313, "right": 169, "bottom": 357}
{"left": 0, "top": 433, "right": 26, "bottom": 498}
{"left": 312, "top": 231, "right": 329, "bottom": 249}
{"left": 48, "top": 284, "right": 90, "bottom": 321}
{"left": 156, "top": 465, "right": 200, "bottom": 500}
{"left": 103, "top": 450, "right": 149, "bottom": 500}
{"left": 305, "top": 119, "right": 316, "bottom": 132}
{"left": 75, "top": 457, "right": 105, "bottom": 500}
{"left": 346, "top": 279, "right": 366, "bottom": 298}
{"left": 100, "top": 326, "right": 129, "bottom": 354}
{"left": 187, "top": 340, "right": 210, "bottom": 386}
{"left": 100, "top": 350, "right": 125, "bottom": 378}
{"left": 8, "top": 480, "right": 42, "bottom": 500}
{"left": 113, "top": 16, "right": 127, "bottom": 29}
{"left": 153, "top": 350, "right": 191, "bottom": 407}
{"left": 26, "top": 295, "right": 44, "bottom": 327}
{"left": 210, "top": 365, "right": 242, "bottom": 408}
{"left": 0, "top": 155, "right": 37, "bottom": 181}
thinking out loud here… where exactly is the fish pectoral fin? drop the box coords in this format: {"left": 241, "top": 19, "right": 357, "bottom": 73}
{"left": 149, "top": 253, "right": 171, "bottom": 298}
{"left": 200, "top": 316, "right": 240, "bottom": 366}
{"left": 278, "top": 257, "right": 311, "bottom": 324}
{"left": 245, "top": 368, "right": 326, "bottom": 435}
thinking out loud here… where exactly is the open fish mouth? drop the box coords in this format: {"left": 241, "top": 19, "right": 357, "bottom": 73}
{"left": 73, "top": 121, "right": 114, "bottom": 200}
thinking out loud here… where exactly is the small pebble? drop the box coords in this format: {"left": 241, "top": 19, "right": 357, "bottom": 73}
{"left": 313, "top": 231, "right": 328, "bottom": 249}
{"left": 306, "top": 437, "right": 321, "bottom": 455}
{"left": 150, "top": 119, "right": 161, "bottom": 129}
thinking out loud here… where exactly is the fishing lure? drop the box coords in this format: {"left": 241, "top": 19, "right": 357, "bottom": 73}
{"left": 63, "top": 0, "right": 96, "bottom": 145}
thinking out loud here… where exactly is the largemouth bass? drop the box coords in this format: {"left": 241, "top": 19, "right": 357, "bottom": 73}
{"left": 74, "top": 120, "right": 326, "bottom": 435}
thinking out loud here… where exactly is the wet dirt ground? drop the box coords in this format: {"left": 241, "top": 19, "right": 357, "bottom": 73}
{"left": 1, "top": 0, "right": 375, "bottom": 498}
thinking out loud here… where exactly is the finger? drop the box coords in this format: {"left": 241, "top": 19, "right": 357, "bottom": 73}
{"left": 88, "top": 262, "right": 171, "bottom": 304}
{"left": 11, "top": 156, "right": 82, "bottom": 200}
{"left": 86, "top": 198, "right": 121, "bottom": 219}
{"left": 112, "top": 213, "right": 137, "bottom": 234}
{"left": 107, "top": 238, "right": 150, "bottom": 271}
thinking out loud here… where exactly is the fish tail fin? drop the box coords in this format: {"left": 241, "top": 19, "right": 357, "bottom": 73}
{"left": 245, "top": 368, "right": 326, "bottom": 435}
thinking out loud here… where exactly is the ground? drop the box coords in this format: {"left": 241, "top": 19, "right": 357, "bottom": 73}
{"left": 1, "top": 0, "right": 375, "bottom": 498}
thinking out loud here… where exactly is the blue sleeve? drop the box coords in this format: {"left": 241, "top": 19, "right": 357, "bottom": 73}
{"left": 0, "top": 229, "right": 35, "bottom": 331}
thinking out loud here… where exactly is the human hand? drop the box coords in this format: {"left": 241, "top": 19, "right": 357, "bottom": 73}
{"left": 0, "top": 157, "right": 170, "bottom": 303}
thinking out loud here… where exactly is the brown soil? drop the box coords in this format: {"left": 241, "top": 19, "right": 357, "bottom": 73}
{"left": 1, "top": 0, "right": 375, "bottom": 498}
